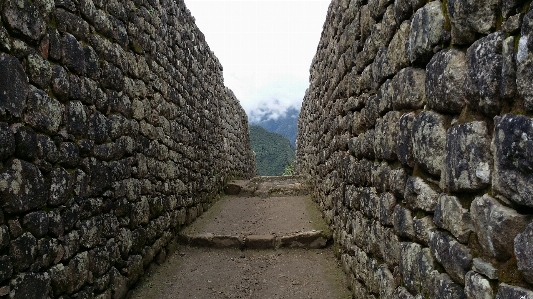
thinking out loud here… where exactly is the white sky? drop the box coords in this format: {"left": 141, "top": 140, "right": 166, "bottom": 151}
{"left": 184, "top": 0, "right": 330, "bottom": 121}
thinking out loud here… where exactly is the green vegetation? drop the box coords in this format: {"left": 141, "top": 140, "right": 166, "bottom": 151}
{"left": 282, "top": 161, "right": 295, "bottom": 176}
{"left": 249, "top": 125, "right": 295, "bottom": 176}
{"left": 250, "top": 107, "right": 299, "bottom": 147}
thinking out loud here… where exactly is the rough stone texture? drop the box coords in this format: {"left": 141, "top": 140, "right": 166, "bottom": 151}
{"left": 517, "top": 8, "right": 533, "bottom": 112}
{"left": 411, "top": 111, "right": 447, "bottom": 177}
{"left": 428, "top": 230, "right": 472, "bottom": 284}
{"left": 397, "top": 112, "right": 415, "bottom": 168}
{"left": 496, "top": 283, "right": 533, "bottom": 299}
{"left": 447, "top": 0, "right": 499, "bottom": 45}
{"left": 297, "top": 0, "right": 533, "bottom": 297}
{"left": 472, "top": 258, "right": 498, "bottom": 280}
{"left": 0, "top": 0, "right": 255, "bottom": 297}
{"left": 471, "top": 195, "right": 531, "bottom": 261}
{"left": 425, "top": 49, "right": 467, "bottom": 113}
{"left": 407, "top": 1, "right": 450, "bottom": 65}
{"left": 0, "top": 159, "right": 48, "bottom": 214}
{"left": 492, "top": 114, "right": 533, "bottom": 207}
{"left": 443, "top": 121, "right": 492, "bottom": 192}
{"left": 429, "top": 271, "right": 466, "bottom": 299}
{"left": 434, "top": 194, "right": 472, "bottom": 243}
{"left": 465, "top": 271, "right": 493, "bottom": 299}
{"left": 0, "top": 53, "right": 29, "bottom": 119}
{"left": 9, "top": 272, "right": 50, "bottom": 299}
{"left": 391, "top": 67, "right": 426, "bottom": 110}
{"left": 404, "top": 176, "right": 439, "bottom": 212}
{"left": 1, "top": 0, "right": 46, "bottom": 44}
{"left": 465, "top": 32, "right": 506, "bottom": 116}
{"left": 515, "top": 223, "right": 533, "bottom": 285}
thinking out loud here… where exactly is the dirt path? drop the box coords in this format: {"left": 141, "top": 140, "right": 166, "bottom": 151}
{"left": 128, "top": 176, "right": 351, "bottom": 299}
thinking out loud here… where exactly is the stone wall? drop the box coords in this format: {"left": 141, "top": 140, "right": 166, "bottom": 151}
{"left": 0, "top": 0, "right": 255, "bottom": 297}
{"left": 297, "top": 0, "right": 533, "bottom": 298}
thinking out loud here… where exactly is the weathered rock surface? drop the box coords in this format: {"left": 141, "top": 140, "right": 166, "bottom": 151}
{"left": 425, "top": 49, "right": 467, "bottom": 113}
{"left": 465, "top": 271, "right": 494, "bottom": 299}
{"left": 492, "top": 114, "right": 533, "bottom": 207}
{"left": 411, "top": 111, "right": 446, "bottom": 177}
{"left": 514, "top": 223, "right": 533, "bottom": 285}
{"left": 0, "top": 54, "right": 29, "bottom": 119}
{"left": 447, "top": 0, "right": 499, "bottom": 45}
{"left": 465, "top": 32, "right": 506, "bottom": 115}
{"left": 0, "top": 0, "right": 255, "bottom": 297}
{"left": 434, "top": 194, "right": 473, "bottom": 243}
{"left": 443, "top": 121, "right": 491, "bottom": 192}
{"left": 429, "top": 230, "right": 472, "bottom": 283}
{"left": 517, "top": 8, "right": 533, "bottom": 111}
{"left": 496, "top": 283, "right": 533, "bottom": 299}
{"left": 297, "top": 0, "right": 533, "bottom": 297}
{"left": 471, "top": 195, "right": 531, "bottom": 260}
{"left": 408, "top": 1, "right": 450, "bottom": 65}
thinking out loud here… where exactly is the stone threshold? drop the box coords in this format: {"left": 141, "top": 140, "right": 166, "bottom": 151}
{"left": 178, "top": 230, "right": 330, "bottom": 250}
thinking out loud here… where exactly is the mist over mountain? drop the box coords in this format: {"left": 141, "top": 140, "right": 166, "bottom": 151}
{"left": 249, "top": 107, "right": 299, "bottom": 148}
{"left": 249, "top": 125, "right": 295, "bottom": 176}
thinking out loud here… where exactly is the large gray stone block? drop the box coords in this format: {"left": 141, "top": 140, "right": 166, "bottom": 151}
{"left": 1, "top": 0, "right": 46, "bottom": 44}
{"left": 515, "top": 223, "right": 533, "bottom": 284}
{"left": 404, "top": 176, "right": 439, "bottom": 212}
{"left": 444, "top": 121, "right": 491, "bottom": 192}
{"left": 408, "top": 1, "right": 450, "bottom": 65}
{"left": 0, "top": 159, "right": 48, "bottom": 214}
{"left": 495, "top": 283, "right": 533, "bottom": 299}
{"left": 0, "top": 122, "right": 15, "bottom": 161}
{"left": 471, "top": 194, "right": 531, "bottom": 260}
{"left": 393, "top": 205, "right": 414, "bottom": 238}
{"left": 375, "top": 111, "right": 402, "bottom": 161}
{"left": 411, "top": 111, "right": 446, "bottom": 177}
{"left": 391, "top": 67, "right": 426, "bottom": 110}
{"left": 9, "top": 272, "right": 50, "bottom": 299}
{"left": 465, "top": 32, "right": 506, "bottom": 115}
{"left": 447, "top": 0, "right": 499, "bottom": 44}
{"left": 9, "top": 232, "right": 36, "bottom": 273}
{"left": 429, "top": 230, "right": 472, "bottom": 284}
{"left": 464, "top": 271, "right": 494, "bottom": 299}
{"left": 492, "top": 114, "right": 533, "bottom": 207}
{"left": 429, "top": 271, "right": 466, "bottom": 299}
{"left": 425, "top": 49, "right": 467, "bottom": 113}
{"left": 397, "top": 112, "right": 415, "bottom": 168}
{"left": 0, "top": 54, "right": 29, "bottom": 119}
{"left": 399, "top": 242, "right": 435, "bottom": 295}
{"left": 24, "top": 87, "right": 63, "bottom": 135}
{"left": 434, "top": 194, "right": 473, "bottom": 243}
{"left": 518, "top": 8, "right": 533, "bottom": 112}
{"left": 413, "top": 215, "right": 434, "bottom": 245}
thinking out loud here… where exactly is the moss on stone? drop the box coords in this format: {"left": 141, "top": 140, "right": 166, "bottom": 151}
{"left": 457, "top": 105, "right": 486, "bottom": 124}
{"left": 468, "top": 233, "right": 483, "bottom": 259}
{"left": 498, "top": 256, "right": 527, "bottom": 286}
{"left": 131, "top": 39, "right": 143, "bottom": 54}
{"left": 304, "top": 195, "right": 332, "bottom": 237}
{"left": 522, "top": 0, "right": 533, "bottom": 13}
{"left": 442, "top": 0, "right": 451, "bottom": 32}
{"left": 496, "top": 8, "right": 504, "bottom": 31}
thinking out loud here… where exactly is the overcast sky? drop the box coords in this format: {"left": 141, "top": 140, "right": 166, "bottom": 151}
{"left": 184, "top": 0, "right": 330, "bottom": 121}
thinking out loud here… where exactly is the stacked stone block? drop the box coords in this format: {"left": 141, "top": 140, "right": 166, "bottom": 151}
{"left": 0, "top": 0, "right": 255, "bottom": 298}
{"left": 297, "top": 0, "right": 533, "bottom": 298}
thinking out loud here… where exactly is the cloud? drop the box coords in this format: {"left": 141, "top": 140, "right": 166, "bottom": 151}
{"left": 184, "top": 0, "right": 329, "bottom": 119}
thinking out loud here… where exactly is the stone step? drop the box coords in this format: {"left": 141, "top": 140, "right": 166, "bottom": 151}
{"left": 225, "top": 175, "right": 310, "bottom": 197}
{"left": 178, "top": 230, "right": 330, "bottom": 250}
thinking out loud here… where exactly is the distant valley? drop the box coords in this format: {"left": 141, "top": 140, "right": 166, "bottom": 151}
{"left": 249, "top": 125, "right": 295, "bottom": 176}
{"left": 249, "top": 107, "right": 299, "bottom": 148}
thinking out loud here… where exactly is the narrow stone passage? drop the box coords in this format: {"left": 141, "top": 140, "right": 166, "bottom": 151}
{"left": 128, "top": 176, "right": 351, "bottom": 299}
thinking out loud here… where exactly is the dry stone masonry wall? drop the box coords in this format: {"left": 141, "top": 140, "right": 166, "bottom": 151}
{"left": 0, "top": 0, "right": 255, "bottom": 297}
{"left": 297, "top": 0, "right": 533, "bottom": 298}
